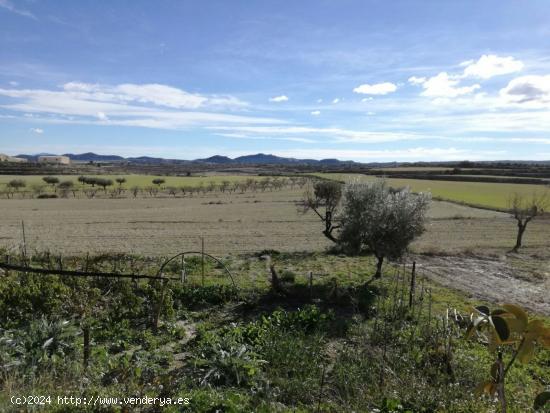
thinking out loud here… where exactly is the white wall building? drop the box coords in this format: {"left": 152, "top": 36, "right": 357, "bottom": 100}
{"left": 38, "top": 155, "right": 71, "bottom": 165}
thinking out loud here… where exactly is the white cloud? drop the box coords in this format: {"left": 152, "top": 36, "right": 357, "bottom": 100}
{"left": 361, "top": 97, "right": 373, "bottom": 102}
{"left": 114, "top": 83, "right": 208, "bottom": 108}
{"left": 59, "top": 81, "right": 247, "bottom": 109}
{"left": 264, "top": 147, "right": 505, "bottom": 162}
{"left": 208, "top": 125, "right": 435, "bottom": 144}
{"left": 0, "top": 0, "right": 36, "bottom": 19}
{"left": 0, "top": 83, "right": 274, "bottom": 131}
{"left": 29, "top": 128, "right": 43, "bottom": 134}
{"left": 214, "top": 133, "right": 315, "bottom": 143}
{"left": 310, "top": 110, "right": 321, "bottom": 116}
{"left": 408, "top": 76, "right": 426, "bottom": 85}
{"left": 332, "top": 98, "right": 340, "bottom": 104}
{"left": 459, "top": 59, "right": 474, "bottom": 67}
{"left": 269, "top": 95, "right": 288, "bottom": 102}
{"left": 499, "top": 75, "right": 550, "bottom": 107}
{"left": 8, "top": 81, "right": 19, "bottom": 87}
{"left": 316, "top": 98, "right": 323, "bottom": 103}
{"left": 418, "top": 72, "right": 480, "bottom": 98}
{"left": 97, "top": 112, "right": 109, "bottom": 121}
{"left": 462, "top": 54, "right": 523, "bottom": 79}
{"left": 353, "top": 82, "right": 397, "bottom": 95}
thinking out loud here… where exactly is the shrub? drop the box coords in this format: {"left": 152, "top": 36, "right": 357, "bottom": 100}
{"left": 42, "top": 176, "right": 59, "bottom": 187}
{"left": 279, "top": 269, "right": 296, "bottom": 283}
{"left": 339, "top": 180, "right": 431, "bottom": 277}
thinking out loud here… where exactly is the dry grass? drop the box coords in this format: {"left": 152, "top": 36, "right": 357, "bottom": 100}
{"left": 1, "top": 188, "right": 549, "bottom": 258}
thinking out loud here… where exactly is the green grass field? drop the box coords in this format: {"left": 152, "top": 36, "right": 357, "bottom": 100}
{"left": 314, "top": 172, "right": 550, "bottom": 210}
{"left": 0, "top": 174, "right": 272, "bottom": 189}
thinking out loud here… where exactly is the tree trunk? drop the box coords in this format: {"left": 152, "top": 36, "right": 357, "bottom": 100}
{"left": 375, "top": 255, "right": 384, "bottom": 278}
{"left": 513, "top": 221, "right": 526, "bottom": 252}
{"left": 322, "top": 211, "right": 337, "bottom": 243}
{"left": 322, "top": 228, "right": 338, "bottom": 243}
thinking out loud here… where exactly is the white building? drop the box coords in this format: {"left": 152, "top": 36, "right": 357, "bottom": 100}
{"left": 38, "top": 155, "right": 71, "bottom": 165}
{"left": 0, "top": 153, "right": 28, "bottom": 163}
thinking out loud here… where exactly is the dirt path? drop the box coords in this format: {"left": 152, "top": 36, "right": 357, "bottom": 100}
{"left": 413, "top": 254, "right": 550, "bottom": 316}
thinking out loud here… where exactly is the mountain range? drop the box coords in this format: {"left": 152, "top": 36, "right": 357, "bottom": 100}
{"left": 14, "top": 152, "right": 358, "bottom": 165}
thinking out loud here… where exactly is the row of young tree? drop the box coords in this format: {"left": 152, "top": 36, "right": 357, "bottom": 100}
{"left": 303, "top": 180, "right": 549, "bottom": 277}
{"left": 0, "top": 175, "right": 309, "bottom": 199}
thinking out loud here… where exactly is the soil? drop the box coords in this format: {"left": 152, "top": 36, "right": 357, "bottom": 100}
{"left": 414, "top": 253, "right": 550, "bottom": 316}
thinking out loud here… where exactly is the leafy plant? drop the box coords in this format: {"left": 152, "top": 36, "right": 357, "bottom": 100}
{"left": 467, "top": 303, "right": 550, "bottom": 412}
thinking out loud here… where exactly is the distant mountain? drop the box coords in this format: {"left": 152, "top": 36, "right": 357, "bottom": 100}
{"left": 62, "top": 152, "right": 125, "bottom": 162}
{"left": 12, "top": 151, "right": 357, "bottom": 165}
{"left": 15, "top": 153, "right": 55, "bottom": 162}
{"left": 233, "top": 153, "right": 336, "bottom": 165}
{"left": 234, "top": 153, "right": 297, "bottom": 164}
{"left": 126, "top": 156, "right": 191, "bottom": 164}
{"left": 197, "top": 155, "right": 234, "bottom": 164}
{"left": 11, "top": 152, "right": 550, "bottom": 166}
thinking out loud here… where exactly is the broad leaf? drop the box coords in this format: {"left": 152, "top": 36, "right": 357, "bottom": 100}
{"left": 491, "top": 316, "right": 510, "bottom": 342}
{"left": 501, "top": 304, "right": 528, "bottom": 331}
{"left": 517, "top": 340, "right": 535, "bottom": 364}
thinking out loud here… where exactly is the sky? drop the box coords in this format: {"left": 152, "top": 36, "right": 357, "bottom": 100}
{"left": 1, "top": 0, "right": 550, "bottom": 162}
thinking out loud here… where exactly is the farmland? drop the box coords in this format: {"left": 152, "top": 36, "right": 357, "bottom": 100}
{"left": 2, "top": 186, "right": 549, "bottom": 257}
{"left": 1, "top": 173, "right": 550, "bottom": 412}
{"left": 314, "top": 172, "right": 550, "bottom": 210}
{"left": 0, "top": 173, "right": 276, "bottom": 190}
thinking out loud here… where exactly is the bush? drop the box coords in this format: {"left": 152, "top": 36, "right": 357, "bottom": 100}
{"left": 279, "top": 269, "right": 296, "bottom": 283}
{"left": 339, "top": 180, "right": 431, "bottom": 277}
{"left": 171, "top": 284, "right": 239, "bottom": 310}
{"left": 37, "top": 193, "right": 58, "bottom": 199}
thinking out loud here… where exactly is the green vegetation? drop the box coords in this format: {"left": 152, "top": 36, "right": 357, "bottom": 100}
{"left": 466, "top": 304, "right": 550, "bottom": 412}
{"left": 314, "top": 173, "right": 550, "bottom": 210}
{"left": 0, "top": 174, "right": 277, "bottom": 190}
{"left": 0, "top": 250, "right": 548, "bottom": 412}
{"left": 0, "top": 174, "right": 308, "bottom": 201}
{"left": 338, "top": 181, "right": 431, "bottom": 277}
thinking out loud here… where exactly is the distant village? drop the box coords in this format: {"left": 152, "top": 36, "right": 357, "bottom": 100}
{"left": 0, "top": 154, "right": 71, "bottom": 165}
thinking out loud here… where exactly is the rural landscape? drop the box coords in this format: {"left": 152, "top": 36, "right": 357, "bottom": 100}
{"left": 1, "top": 156, "right": 549, "bottom": 412}
{"left": 2, "top": 1, "right": 550, "bottom": 412}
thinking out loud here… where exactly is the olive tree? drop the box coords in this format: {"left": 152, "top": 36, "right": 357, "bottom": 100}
{"left": 338, "top": 181, "right": 431, "bottom": 278}
{"left": 7, "top": 179, "right": 26, "bottom": 191}
{"left": 152, "top": 178, "right": 165, "bottom": 188}
{"left": 509, "top": 192, "right": 549, "bottom": 252}
{"left": 302, "top": 180, "right": 343, "bottom": 242}
{"left": 115, "top": 177, "right": 126, "bottom": 187}
{"left": 6, "top": 179, "right": 26, "bottom": 198}
{"left": 79, "top": 176, "right": 97, "bottom": 187}
{"left": 58, "top": 180, "right": 74, "bottom": 198}
{"left": 42, "top": 176, "right": 59, "bottom": 189}
{"left": 95, "top": 178, "right": 113, "bottom": 191}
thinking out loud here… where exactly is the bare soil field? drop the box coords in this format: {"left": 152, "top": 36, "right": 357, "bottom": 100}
{"left": 0, "top": 189, "right": 325, "bottom": 256}
{"left": 414, "top": 254, "right": 550, "bottom": 316}
{"left": 0, "top": 189, "right": 548, "bottom": 256}
{"left": 1, "top": 189, "right": 549, "bottom": 315}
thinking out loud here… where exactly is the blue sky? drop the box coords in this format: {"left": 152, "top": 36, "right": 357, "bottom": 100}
{"left": 1, "top": 0, "right": 550, "bottom": 162}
